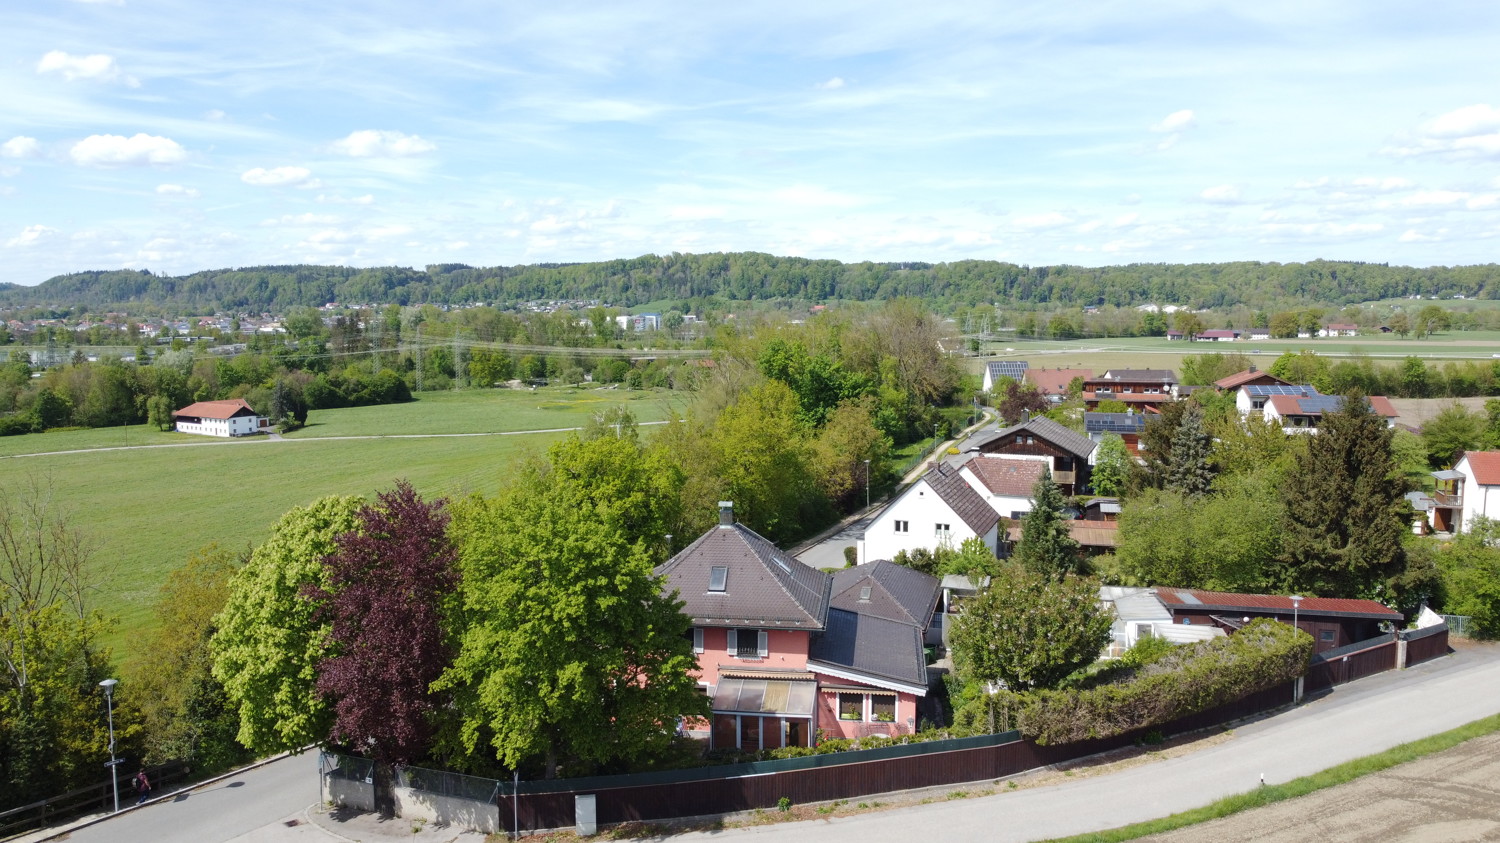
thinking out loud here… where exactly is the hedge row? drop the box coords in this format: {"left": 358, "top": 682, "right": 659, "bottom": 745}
{"left": 1005, "top": 619, "right": 1312, "bottom": 745}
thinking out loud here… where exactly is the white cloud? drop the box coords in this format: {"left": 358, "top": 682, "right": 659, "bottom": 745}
{"left": 37, "top": 51, "right": 138, "bottom": 86}
{"left": 1400, "top": 190, "right": 1470, "bottom": 207}
{"left": 155, "top": 183, "right": 199, "bottom": 198}
{"left": 1386, "top": 104, "right": 1500, "bottom": 160}
{"left": 1426, "top": 104, "right": 1500, "bottom": 138}
{"left": 1150, "top": 109, "right": 1196, "bottom": 150}
{"left": 1199, "top": 184, "right": 1242, "bottom": 204}
{"left": 1152, "top": 109, "right": 1196, "bottom": 133}
{"left": 668, "top": 205, "right": 727, "bottom": 220}
{"left": 328, "top": 129, "right": 437, "bottom": 158}
{"left": 70, "top": 133, "right": 185, "bottom": 167}
{"left": 1, "top": 137, "right": 41, "bottom": 159}
{"left": 69, "top": 0, "right": 124, "bottom": 5}
{"left": 241, "top": 166, "right": 317, "bottom": 187}
{"left": 6, "top": 225, "right": 58, "bottom": 248}
{"left": 204, "top": 109, "right": 226, "bottom": 121}
{"left": 815, "top": 77, "right": 846, "bottom": 90}
{"left": 316, "top": 193, "right": 375, "bottom": 205}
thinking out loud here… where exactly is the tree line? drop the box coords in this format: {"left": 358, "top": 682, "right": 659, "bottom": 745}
{"left": 6, "top": 255, "right": 1500, "bottom": 314}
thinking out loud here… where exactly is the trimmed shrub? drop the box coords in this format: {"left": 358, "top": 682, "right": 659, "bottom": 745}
{"left": 1004, "top": 619, "right": 1311, "bottom": 745}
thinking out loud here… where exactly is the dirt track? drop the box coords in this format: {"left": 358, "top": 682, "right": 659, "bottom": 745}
{"left": 1142, "top": 732, "right": 1500, "bottom": 842}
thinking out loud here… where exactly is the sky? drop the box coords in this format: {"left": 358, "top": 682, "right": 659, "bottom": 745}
{"left": 2, "top": 1, "right": 1499, "bottom": 286}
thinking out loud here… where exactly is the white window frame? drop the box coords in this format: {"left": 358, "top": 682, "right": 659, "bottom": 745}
{"left": 727, "top": 628, "right": 769, "bottom": 658}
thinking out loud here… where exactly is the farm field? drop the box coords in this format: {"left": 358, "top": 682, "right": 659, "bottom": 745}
{"left": 0, "top": 387, "right": 679, "bottom": 655}
{"left": 967, "top": 331, "right": 1500, "bottom": 379}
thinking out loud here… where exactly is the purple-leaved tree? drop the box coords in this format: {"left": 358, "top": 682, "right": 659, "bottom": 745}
{"left": 307, "top": 480, "right": 456, "bottom": 813}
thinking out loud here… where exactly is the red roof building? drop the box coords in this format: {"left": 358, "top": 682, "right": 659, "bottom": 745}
{"left": 172, "top": 399, "right": 268, "bottom": 438}
{"left": 1155, "top": 588, "right": 1401, "bottom": 653}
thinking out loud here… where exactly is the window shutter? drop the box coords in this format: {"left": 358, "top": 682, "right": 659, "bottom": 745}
{"left": 692, "top": 627, "right": 704, "bottom": 654}
{"left": 757, "top": 631, "right": 769, "bottom": 658}
{"left": 726, "top": 629, "right": 737, "bottom": 654}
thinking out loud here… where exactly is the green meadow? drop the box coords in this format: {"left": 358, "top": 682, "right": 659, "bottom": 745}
{"left": 0, "top": 387, "right": 678, "bottom": 655}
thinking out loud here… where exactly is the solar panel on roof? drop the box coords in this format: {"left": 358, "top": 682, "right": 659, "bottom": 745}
{"left": 988, "top": 361, "right": 1029, "bottom": 378}
{"left": 1297, "top": 396, "right": 1346, "bottom": 414}
{"left": 1084, "top": 412, "right": 1147, "bottom": 433}
{"left": 1245, "top": 384, "right": 1318, "bottom": 396}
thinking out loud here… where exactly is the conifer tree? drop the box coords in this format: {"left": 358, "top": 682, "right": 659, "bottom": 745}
{"left": 1277, "top": 392, "right": 1409, "bottom": 598}
{"left": 1014, "top": 467, "right": 1081, "bottom": 580}
{"left": 1165, "top": 402, "right": 1215, "bottom": 497}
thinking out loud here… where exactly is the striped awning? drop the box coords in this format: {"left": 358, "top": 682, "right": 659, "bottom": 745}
{"left": 712, "top": 678, "right": 816, "bottom": 716}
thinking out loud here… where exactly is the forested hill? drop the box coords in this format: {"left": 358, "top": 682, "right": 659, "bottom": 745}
{"left": 6, "top": 253, "right": 1500, "bottom": 314}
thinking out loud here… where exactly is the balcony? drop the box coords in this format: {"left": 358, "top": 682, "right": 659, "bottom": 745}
{"left": 1432, "top": 491, "right": 1462, "bottom": 508}
{"left": 1053, "top": 470, "right": 1076, "bottom": 486}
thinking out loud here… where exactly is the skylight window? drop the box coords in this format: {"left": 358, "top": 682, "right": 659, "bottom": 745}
{"left": 709, "top": 566, "right": 728, "bottom": 592}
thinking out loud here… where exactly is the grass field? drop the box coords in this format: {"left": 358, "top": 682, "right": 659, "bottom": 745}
{"left": 966, "top": 331, "right": 1500, "bottom": 378}
{"left": 0, "top": 387, "right": 678, "bottom": 657}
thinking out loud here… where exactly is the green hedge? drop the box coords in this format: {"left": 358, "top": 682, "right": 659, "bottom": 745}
{"left": 1006, "top": 619, "right": 1311, "bottom": 745}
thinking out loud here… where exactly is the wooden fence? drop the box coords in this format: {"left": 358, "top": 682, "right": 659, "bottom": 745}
{"left": 1404, "top": 624, "right": 1450, "bottom": 666}
{"left": 0, "top": 761, "right": 189, "bottom": 839}
{"left": 1305, "top": 634, "right": 1398, "bottom": 692}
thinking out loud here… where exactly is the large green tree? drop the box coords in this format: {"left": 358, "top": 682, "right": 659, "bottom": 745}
{"left": 1432, "top": 517, "right": 1500, "bottom": 639}
{"left": 1421, "top": 404, "right": 1485, "bottom": 468}
{"left": 1277, "top": 394, "right": 1410, "bottom": 598}
{"left": 211, "top": 496, "right": 363, "bottom": 754}
{"left": 437, "top": 440, "right": 707, "bottom": 779}
{"left": 949, "top": 568, "right": 1112, "bottom": 692}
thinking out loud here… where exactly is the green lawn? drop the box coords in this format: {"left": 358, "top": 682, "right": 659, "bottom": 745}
{"left": 0, "top": 387, "right": 680, "bottom": 657}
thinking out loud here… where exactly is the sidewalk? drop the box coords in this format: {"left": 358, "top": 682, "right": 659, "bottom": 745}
{"left": 272, "top": 804, "right": 490, "bottom": 843}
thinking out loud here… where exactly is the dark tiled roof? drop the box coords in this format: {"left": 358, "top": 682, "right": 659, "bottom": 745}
{"left": 922, "top": 462, "right": 1001, "bottom": 536}
{"left": 830, "top": 560, "right": 941, "bottom": 628}
{"left": 1156, "top": 588, "right": 1401, "bottom": 620}
{"left": 657, "top": 523, "right": 832, "bottom": 630}
{"left": 974, "top": 415, "right": 1097, "bottom": 460}
{"left": 809, "top": 608, "right": 928, "bottom": 689}
{"left": 960, "top": 456, "right": 1046, "bottom": 497}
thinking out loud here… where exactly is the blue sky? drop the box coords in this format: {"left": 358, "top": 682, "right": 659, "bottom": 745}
{"left": 2, "top": 1, "right": 1499, "bottom": 287}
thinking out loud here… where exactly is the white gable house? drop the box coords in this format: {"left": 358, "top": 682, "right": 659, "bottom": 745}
{"left": 858, "top": 462, "right": 1000, "bottom": 564}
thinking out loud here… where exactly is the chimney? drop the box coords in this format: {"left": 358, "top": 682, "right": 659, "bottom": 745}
{"left": 1249, "top": 364, "right": 1257, "bottom": 373}
{"left": 718, "top": 501, "right": 735, "bottom": 527}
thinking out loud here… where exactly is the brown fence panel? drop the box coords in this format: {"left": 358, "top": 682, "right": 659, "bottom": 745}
{"left": 1405, "top": 628, "right": 1450, "bottom": 666}
{"left": 1306, "top": 638, "right": 1396, "bottom": 691}
{"left": 501, "top": 682, "right": 1297, "bottom": 834}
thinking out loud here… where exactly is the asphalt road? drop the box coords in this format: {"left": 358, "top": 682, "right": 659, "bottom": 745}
{"left": 673, "top": 642, "right": 1500, "bottom": 843}
{"left": 54, "top": 751, "right": 321, "bottom": 843}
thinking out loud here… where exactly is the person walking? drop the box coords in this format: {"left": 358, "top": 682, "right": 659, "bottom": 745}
{"left": 134, "top": 769, "right": 152, "bottom": 805}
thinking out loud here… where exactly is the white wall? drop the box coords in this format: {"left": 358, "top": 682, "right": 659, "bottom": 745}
{"left": 1457, "top": 455, "right": 1500, "bottom": 530}
{"left": 860, "top": 479, "right": 991, "bottom": 564}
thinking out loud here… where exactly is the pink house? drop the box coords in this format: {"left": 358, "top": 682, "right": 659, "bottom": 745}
{"left": 658, "top": 504, "right": 938, "bottom": 751}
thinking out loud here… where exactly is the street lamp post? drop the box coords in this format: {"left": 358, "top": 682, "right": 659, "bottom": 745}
{"left": 1289, "top": 595, "right": 1302, "bottom": 635}
{"left": 864, "top": 459, "right": 871, "bottom": 511}
{"left": 99, "top": 678, "right": 119, "bottom": 813}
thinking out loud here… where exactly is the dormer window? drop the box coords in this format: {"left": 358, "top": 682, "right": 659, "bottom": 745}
{"left": 708, "top": 566, "right": 728, "bottom": 592}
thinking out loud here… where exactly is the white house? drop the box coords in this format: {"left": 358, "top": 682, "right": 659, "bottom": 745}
{"left": 982, "top": 360, "right": 1029, "bottom": 394}
{"left": 172, "top": 399, "right": 269, "bottom": 437}
{"left": 858, "top": 462, "right": 1000, "bottom": 565}
{"left": 958, "top": 456, "right": 1044, "bottom": 521}
{"left": 1439, "top": 452, "right": 1500, "bottom": 533}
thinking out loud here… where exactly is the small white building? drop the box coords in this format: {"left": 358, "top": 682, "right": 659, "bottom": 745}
{"left": 858, "top": 462, "right": 1000, "bottom": 565}
{"left": 173, "top": 399, "right": 269, "bottom": 437}
{"left": 982, "top": 360, "right": 1029, "bottom": 394}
